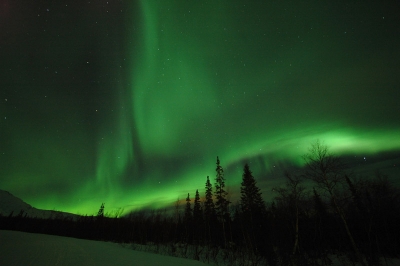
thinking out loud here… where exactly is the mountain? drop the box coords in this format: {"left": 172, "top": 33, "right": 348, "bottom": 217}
{"left": 0, "top": 189, "right": 79, "bottom": 220}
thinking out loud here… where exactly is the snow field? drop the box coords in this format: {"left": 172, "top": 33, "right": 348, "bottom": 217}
{"left": 0, "top": 230, "right": 207, "bottom": 266}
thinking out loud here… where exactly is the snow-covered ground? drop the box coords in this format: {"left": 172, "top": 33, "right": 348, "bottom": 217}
{"left": 2, "top": 190, "right": 400, "bottom": 265}
{"left": 0, "top": 230, "right": 207, "bottom": 266}
{"left": 2, "top": 230, "right": 400, "bottom": 266}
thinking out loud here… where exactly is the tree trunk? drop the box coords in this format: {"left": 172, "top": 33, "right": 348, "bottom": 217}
{"left": 331, "top": 193, "right": 366, "bottom": 266}
{"left": 292, "top": 204, "right": 299, "bottom": 255}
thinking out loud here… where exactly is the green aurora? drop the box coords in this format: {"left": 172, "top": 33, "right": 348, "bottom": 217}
{"left": 1, "top": 1, "right": 399, "bottom": 215}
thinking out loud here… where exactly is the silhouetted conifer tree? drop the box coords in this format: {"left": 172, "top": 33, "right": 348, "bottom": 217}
{"left": 240, "top": 163, "right": 266, "bottom": 216}
{"left": 215, "top": 156, "right": 230, "bottom": 246}
{"left": 97, "top": 203, "right": 105, "bottom": 217}
{"left": 204, "top": 176, "right": 215, "bottom": 219}
{"left": 193, "top": 189, "right": 203, "bottom": 243}
{"left": 184, "top": 193, "right": 192, "bottom": 221}
{"left": 183, "top": 193, "right": 193, "bottom": 243}
{"left": 193, "top": 189, "right": 202, "bottom": 221}
{"left": 204, "top": 175, "right": 216, "bottom": 245}
{"left": 239, "top": 163, "right": 267, "bottom": 253}
{"left": 215, "top": 156, "right": 229, "bottom": 219}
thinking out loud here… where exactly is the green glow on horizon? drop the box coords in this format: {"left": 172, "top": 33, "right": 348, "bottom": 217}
{"left": 22, "top": 126, "right": 399, "bottom": 215}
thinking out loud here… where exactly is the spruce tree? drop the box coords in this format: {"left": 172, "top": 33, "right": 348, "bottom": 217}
{"left": 184, "top": 193, "right": 192, "bottom": 221}
{"left": 204, "top": 176, "right": 215, "bottom": 219}
{"left": 240, "top": 163, "right": 266, "bottom": 252}
{"left": 193, "top": 189, "right": 202, "bottom": 221}
{"left": 193, "top": 189, "right": 203, "bottom": 243}
{"left": 97, "top": 203, "right": 105, "bottom": 217}
{"left": 215, "top": 156, "right": 230, "bottom": 247}
{"left": 204, "top": 175, "right": 216, "bottom": 245}
{"left": 215, "top": 156, "right": 229, "bottom": 219}
{"left": 183, "top": 193, "right": 193, "bottom": 243}
{"left": 240, "top": 163, "right": 266, "bottom": 216}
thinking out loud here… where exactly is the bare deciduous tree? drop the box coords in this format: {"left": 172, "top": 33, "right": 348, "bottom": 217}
{"left": 274, "top": 172, "right": 306, "bottom": 257}
{"left": 302, "top": 140, "right": 366, "bottom": 266}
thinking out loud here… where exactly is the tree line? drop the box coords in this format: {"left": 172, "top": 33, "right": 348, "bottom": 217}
{"left": 1, "top": 141, "right": 399, "bottom": 265}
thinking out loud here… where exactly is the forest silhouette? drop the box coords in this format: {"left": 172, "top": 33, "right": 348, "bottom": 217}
{"left": 1, "top": 141, "right": 399, "bottom": 265}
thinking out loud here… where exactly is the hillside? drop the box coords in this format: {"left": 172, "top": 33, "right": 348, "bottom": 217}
{"left": 0, "top": 189, "right": 78, "bottom": 220}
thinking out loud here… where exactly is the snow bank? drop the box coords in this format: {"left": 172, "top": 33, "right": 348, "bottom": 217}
{"left": 0, "top": 230, "right": 207, "bottom": 266}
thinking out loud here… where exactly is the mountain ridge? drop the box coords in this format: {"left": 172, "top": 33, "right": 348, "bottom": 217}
{"left": 0, "top": 189, "right": 79, "bottom": 220}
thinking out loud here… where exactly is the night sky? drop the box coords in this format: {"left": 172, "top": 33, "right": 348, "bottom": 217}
{"left": 1, "top": 1, "right": 400, "bottom": 215}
